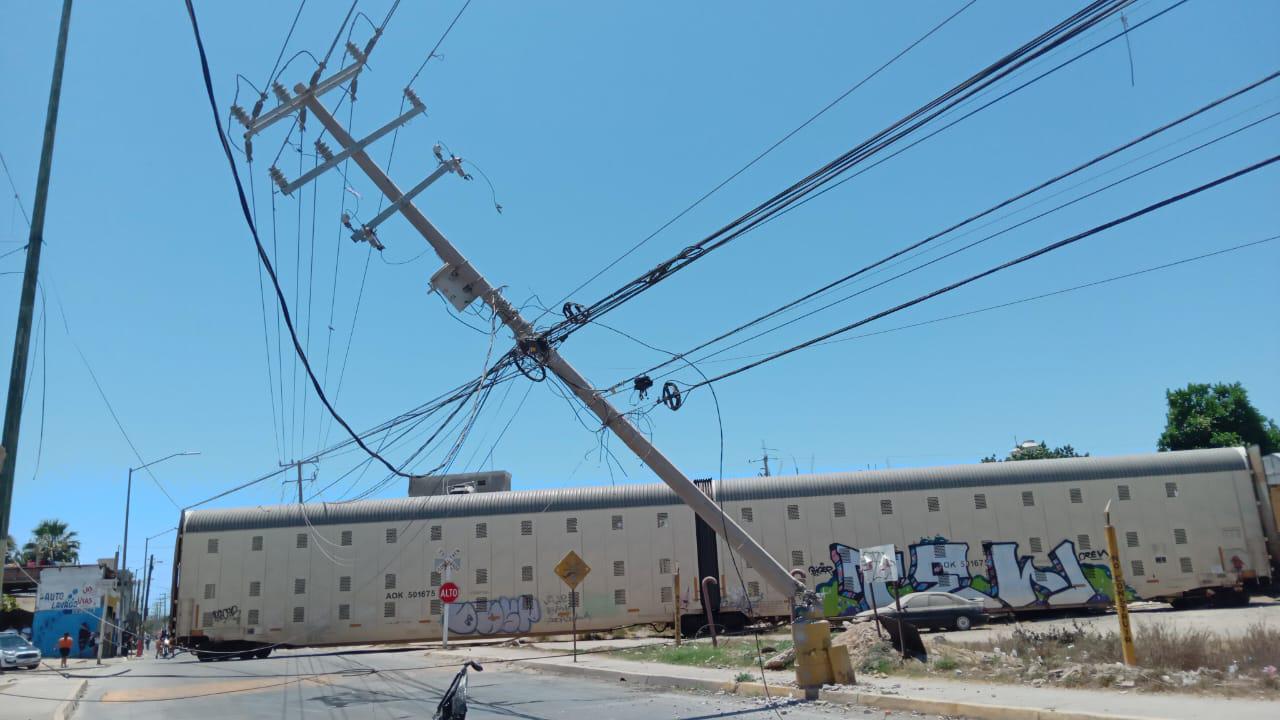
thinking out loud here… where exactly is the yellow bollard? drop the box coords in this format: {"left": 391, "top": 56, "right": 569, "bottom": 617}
{"left": 828, "top": 643, "right": 856, "bottom": 685}
{"left": 793, "top": 603, "right": 834, "bottom": 699}
{"left": 1103, "top": 501, "right": 1138, "bottom": 666}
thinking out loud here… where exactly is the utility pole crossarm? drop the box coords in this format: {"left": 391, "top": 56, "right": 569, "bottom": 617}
{"left": 297, "top": 92, "right": 804, "bottom": 599}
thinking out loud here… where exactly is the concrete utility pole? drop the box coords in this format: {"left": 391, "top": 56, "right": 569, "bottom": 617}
{"left": 243, "top": 69, "right": 804, "bottom": 600}
{"left": 0, "top": 0, "right": 72, "bottom": 545}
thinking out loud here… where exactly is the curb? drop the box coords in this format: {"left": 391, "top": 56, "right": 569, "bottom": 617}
{"left": 52, "top": 679, "right": 87, "bottom": 720}
{"left": 418, "top": 650, "right": 1165, "bottom": 720}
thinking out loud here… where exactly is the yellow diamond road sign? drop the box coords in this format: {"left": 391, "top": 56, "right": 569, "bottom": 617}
{"left": 554, "top": 550, "right": 591, "bottom": 589}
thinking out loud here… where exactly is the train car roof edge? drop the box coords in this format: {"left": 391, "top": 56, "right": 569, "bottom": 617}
{"left": 181, "top": 447, "right": 1248, "bottom": 533}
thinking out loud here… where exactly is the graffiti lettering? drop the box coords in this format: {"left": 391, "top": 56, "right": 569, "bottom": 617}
{"left": 210, "top": 605, "right": 240, "bottom": 624}
{"left": 816, "top": 537, "right": 1131, "bottom": 617}
{"left": 807, "top": 564, "right": 835, "bottom": 576}
{"left": 447, "top": 595, "right": 542, "bottom": 635}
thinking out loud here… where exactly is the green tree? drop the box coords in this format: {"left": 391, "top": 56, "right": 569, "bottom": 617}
{"left": 982, "top": 442, "right": 1088, "bottom": 463}
{"left": 21, "top": 519, "right": 80, "bottom": 565}
{"left": 1158, "top": 382, "right": 1280, "bottom": 454}
{"left": 2, "top": 534, "right": 17, "bottom": 565}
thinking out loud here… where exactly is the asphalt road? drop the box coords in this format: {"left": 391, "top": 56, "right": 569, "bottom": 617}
{"left": 58, "top": 648, "right": 914, "bottom": 720}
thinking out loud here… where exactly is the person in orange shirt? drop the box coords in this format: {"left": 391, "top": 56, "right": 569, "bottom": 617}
{"left": 57, "top": 632, "right": 73, "bottom": 668}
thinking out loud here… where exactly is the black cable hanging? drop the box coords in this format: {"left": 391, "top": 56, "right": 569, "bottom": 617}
{"left": 541, "top": 0, "right": 1158, "bottom": 347}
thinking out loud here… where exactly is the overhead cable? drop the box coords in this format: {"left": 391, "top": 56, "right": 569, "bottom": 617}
{"left": 545, "top": 0, "right": 1177, "bottom": 347}
{"left": 184, "top": 0, "right": 413, "bottom": 478}
{"left": 672, "top": 153, "right": 1280, "bottom": 396}
{"left": 534, "top": 0, "right": 978, "bottom": 325}
{"left": 609, "top": 70, "right": 1280, "bottom": 392}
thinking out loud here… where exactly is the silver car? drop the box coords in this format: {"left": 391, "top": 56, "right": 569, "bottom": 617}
{"left": 853, "top": 591, "right": 987, "bottom": 631}
{"left": 0, "top": 631, "right": 42, "bottom": 669}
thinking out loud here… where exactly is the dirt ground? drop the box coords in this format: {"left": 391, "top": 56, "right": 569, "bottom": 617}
{"left": 930, "top": 595, "right": 1280, "bottom": 643}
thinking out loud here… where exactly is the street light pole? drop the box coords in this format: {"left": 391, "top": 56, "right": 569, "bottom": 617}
{"left": 118, "top": 452, "right": 197, "bottom": 656}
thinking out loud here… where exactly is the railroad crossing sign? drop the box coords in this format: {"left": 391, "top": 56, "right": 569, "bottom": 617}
{"left": 434, "top": 548, "right": 462, "bottom": 573}
{"left": 554, "top": 550, "right": 591, "bottom": 589}
{"left": 439, "top": 582, "right": 460, "bottom": 604}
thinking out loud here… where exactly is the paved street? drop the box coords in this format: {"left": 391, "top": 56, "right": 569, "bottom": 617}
{"left": 1, "top": 648, "right": 931, "bottom": 720}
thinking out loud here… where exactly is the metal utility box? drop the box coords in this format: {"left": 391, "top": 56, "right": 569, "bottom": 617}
{"left": 408, "top": 471, "right": 512, "bottom": 497}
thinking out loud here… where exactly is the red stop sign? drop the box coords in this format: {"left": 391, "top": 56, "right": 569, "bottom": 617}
{"left": 439, "top": 582, "right": 460, "bottom": 604}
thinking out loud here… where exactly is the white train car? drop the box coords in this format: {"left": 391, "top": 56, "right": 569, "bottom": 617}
{"left": 172, "top": 447, "right": 1277, "bottom": 656}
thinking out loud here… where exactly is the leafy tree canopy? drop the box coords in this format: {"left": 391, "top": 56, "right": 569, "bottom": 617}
{"left": 3, "top": 534, "right": 17, "bottom": 565}
{"left": 1158, "top": 382, "right": 1280, "bottom": 454}
{"left": 20, "top": 519, "right": 80, "bottom": 566}
{"left": 982, "top": 441, "right": 1088, "bottom": 463}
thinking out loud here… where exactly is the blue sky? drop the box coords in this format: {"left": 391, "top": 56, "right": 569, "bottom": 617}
{"left": 1, "top": 1, "right": 1277, "bottom": 607}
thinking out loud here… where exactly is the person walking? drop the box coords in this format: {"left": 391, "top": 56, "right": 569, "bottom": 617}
{"left": 78, "top": 623, "right": 91, "bottom": 658}
{"left": 57, "top": 633, "right": 73, "bottom": 668}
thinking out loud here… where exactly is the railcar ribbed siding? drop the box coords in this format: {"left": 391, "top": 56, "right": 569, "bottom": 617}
{"left": 183, "top": 448, "right": 1246, "bottom": 533}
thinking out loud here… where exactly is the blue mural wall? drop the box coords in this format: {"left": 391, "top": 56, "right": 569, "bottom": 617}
{"left": 33, "top": 608, "right": 104, "bottom": 658}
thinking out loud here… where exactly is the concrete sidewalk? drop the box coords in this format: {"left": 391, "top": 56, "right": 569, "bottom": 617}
{"left": 0, "top": 672, "right": 87, "bottom": 720}
{"left": 414, "top": 642, "right": 1279, "bottom": 720}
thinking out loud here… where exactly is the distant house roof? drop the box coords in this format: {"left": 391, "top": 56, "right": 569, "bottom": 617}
{"left": 183, "top": 447, "right": 1246, "bottom": 533}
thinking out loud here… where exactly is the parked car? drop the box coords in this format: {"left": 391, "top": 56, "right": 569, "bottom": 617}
{"left": 853, "top": 591, "right": 986, "bottom": 631}
{"left": 0, "top": 630, "right": 42, "bottom": 669}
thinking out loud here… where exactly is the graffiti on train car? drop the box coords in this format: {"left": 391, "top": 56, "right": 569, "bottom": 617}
{"left": 815, "top": 537, "right": 1136, "bottom": 616}
{"left": 446, "top": 595, "right": 543, "bottom": 635}
{"left": 210, "top": 605, "right": 241, "bottom": 624}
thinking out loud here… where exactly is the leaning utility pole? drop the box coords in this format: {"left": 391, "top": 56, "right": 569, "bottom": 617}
{"left": 0, "top": 0, "right": 73, "bottom": 544}
{"left": 235, "top": 62, "right": 804, "bottom": 601}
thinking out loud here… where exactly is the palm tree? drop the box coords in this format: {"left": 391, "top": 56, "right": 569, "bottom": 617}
{"left": 22, "top": 519, "right": 81, "bottom": 565}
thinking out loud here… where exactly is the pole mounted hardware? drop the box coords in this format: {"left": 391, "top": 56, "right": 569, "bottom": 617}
{"left": 244, "top": 54, "right": 805, "bottom": 602}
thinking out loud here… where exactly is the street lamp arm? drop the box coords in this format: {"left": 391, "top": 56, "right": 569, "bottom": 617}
{"left": 130, "top": 451, "right": 200, "bottom": 473}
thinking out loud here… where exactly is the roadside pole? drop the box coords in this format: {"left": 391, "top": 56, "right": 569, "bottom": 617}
{"left": 892, "top": 587, "right": 905, "bottom": 658}
{"left": 435, "top": 548, "right": 461, "bottom": 650}
{"left": 442, "top": 561, "right": 450, "bottom": 650}
{"left": 0, "top": 0, "right": 73, "bottom": 556}
{"left": 673, "top": 565, "right": 681, "bottom": 647}
{"left": 1103, "top": 501, "right": 1137, "bottom": 665}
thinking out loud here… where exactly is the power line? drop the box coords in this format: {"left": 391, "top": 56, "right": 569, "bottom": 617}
{"left": 697, "top": 235, "right": 1280, "bottom": 366}
{"left": 673, "top": 153, "right": 1280, "bottom": 396}
{"left": 534, "top": 0, "right": 978, "bottom": 325}
{"left": 541, "top": 0, "right": 1158, "bottom": 345}
{"left": 405, "top": 0, "right": 473, "bottom": 89}
{"left": 610, "top": 69, "right": 1278, "bottom": 392}
{"left": 621, "top": 95, "right": 1280, "bottom": 391}
{"left": 52, "top": 303, "right": 181, "bottom": 509}
{"left": 184, "top": 0, "right": 413, "bottom": 479}
{"left": 0, "top": 150, "right": 32, "bottom": 228}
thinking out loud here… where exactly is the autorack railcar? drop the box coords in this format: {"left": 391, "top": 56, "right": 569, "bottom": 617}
{"left": 172, "top": 447, "right": 1276, "bottom": 657}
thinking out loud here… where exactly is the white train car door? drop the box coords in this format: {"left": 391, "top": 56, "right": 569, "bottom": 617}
{"left": 604, "top": 509, "right": 632, "bottom": 625}
{"left": 984, "top": 484, "right": 1033, "bottom": 609}
{"left": 305, "top": 522, "right": 338, "bottom": 642}
{"left": 464, "top": 515, "right": 495, "bottom": 634}
{"left": 285, "top": 530, "right": 314, "bottom": 644}
{"left": 642, "top": 504, "right": 679, "bottom": 624}
{"left": 242, "top": 529, "right": 268, "bottom": 639}
{"left": 512, "top": 513, "right": 539, "bottom": 634}
{"left": 540, "top": 511, "right": 585, "bottom": 632}
{"left": 192, "top": 533, "right": 224, "bottom": 640}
